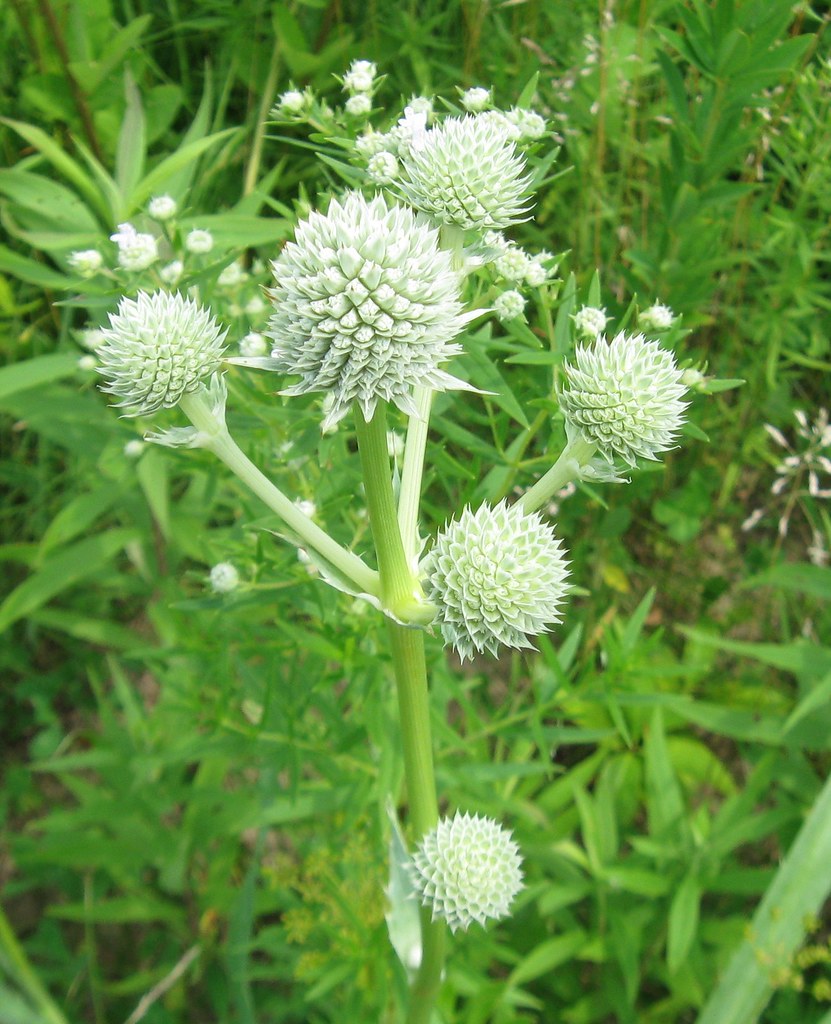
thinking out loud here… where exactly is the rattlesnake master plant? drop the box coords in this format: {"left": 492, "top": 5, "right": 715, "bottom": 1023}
{"left": 410, "top": 812, "right": 524, "bottom": 932}
{"left": 239, "top": 191, "right": 476, "bottom": 429}
{"left": 97, "top": 291, "right": 227, "bottom": 415}
{"left": 558, "top": 331, "right": 689, "bottom": 467}
{"left": 424, "top": 501, "right": 570, "bottom": 661}
{"left": 398, "top": 114, "right": 533, "bottom": 230}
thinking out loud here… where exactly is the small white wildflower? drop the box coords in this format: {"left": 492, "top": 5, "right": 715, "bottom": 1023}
{"left": 96, "top": 290, "right": 227, "bottom": 415}
{"left": 461, "top": 87, "right": 492, "bottom": 112}
{"left": 147, "top": 195, "right": 177, "bottom": 221}
{"left": 255, "top": 191, "right": 473, "bottom": 429}
{"left": 217, "top": 260, "right": 248, "bottom": 288}
{"left": 275, "top": 89, "right": 307, "bottom": 116}
{"left": 68, "top": 249, "right": 104, "bottom": 277}
{"left": 110, "top": 223, "right": 159, "bottom": 272}
{"left": 681, "top": 367, "right": 707, "bottom": 389}
{"left": 407, "top": 96, "right": 434, "bottom": 118}
{"left": 639, "top": 302, "right": 675, "bottom": 332}
{"left": 410, "top": 812, "right": 524, "bottom": 932}
{"left": 558, "top": 331, "right": 688, "bottom": 466}
{"left": 505, "top": 107, "right": 547, "bottom": 141}
{"left": 185, "top": 229, "right": 214, "bottom": 255}
{"left": 494, "top": 289, "right": 526, "bottom": 322}
{"left": 78, "top": 328, "right": 106, "bottom": 350}
{"left": 77, "top": 354, "right": 97, "bottom": 371}
{"left": 123, "top": 439, "right": 145, "bottom": 459}
{"left": 524, "top": 257, "right": 550, "bottom": 288}
{"left": 367, "top": 151, "right": 399, "bottom": 184}
{"left": 343, "top": 59, "right": 376, "bottom": 93}
{"left": 159, "top": 260, "right": 184, "bottom": 286}
{"left": 399, "top": 114, "right": 532, "bottom": 230}
{"left": 572, "top": 305, "right": 609, "bottom": 339}
{"left": 210, "top": 561, "right": 240, "bottom": 594}
{"left": 345, "top": 93, "right": 372, "bottom": 117}
{"left": 239, "top": 331, "right": 268, "bottom": 358}
{"left": 424, "top": 500, "right": 570, "bottom": 661}
{"left": 295, "top": 499, "right": 317, "bottom": 518}
{"left": 244, "top": 295, "right": 266, "bottom": 316}
{"left": 494, "top": 246, "right": 531, "bottom": 282}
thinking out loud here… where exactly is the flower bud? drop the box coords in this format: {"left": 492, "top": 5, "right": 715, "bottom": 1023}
{"left": 558, "top": 331, "right": 688, "bottom": 466}
{"left": 494, "top": 289, "right": 526, "bottom": 322}
{"left": 461, "top": 87, "right": 492, "bottom": 112}
{"left": 639, "top": 302, "right": 675, "bottom": 332}
{"left": 97, "top": 290, "right": 227, "bottom": 416}
{"left": 210, "top": 562, "right": 239, "bottom": 593}
{"left": 411, "top": 812, "right": 524, "bottom": 932}
{"left": 572, "top": 305, "right": 609, "bottom": 340}
{"left": 147, "top": 195, "right": 177, "bottom": 221}
{"left": 110, "top": 223, "right": 158, "bottom": 271}
{"left": 186, "top": 229, "right": 214, "bottom": 255}
{"left": 424, "top": 500, "right": 570, "bottom": 661}
{"left": 68, "top": 249, "right": 103, "bottom": 277}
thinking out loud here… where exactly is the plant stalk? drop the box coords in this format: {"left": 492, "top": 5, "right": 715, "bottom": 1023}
{"left": 398, "top": 386, "right": 433, "bottom": 568}
{"left": 518, "top": 435, "right": 597, "bottom": 513}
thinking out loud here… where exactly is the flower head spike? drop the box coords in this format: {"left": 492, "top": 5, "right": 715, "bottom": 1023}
{"left": 97, "top": 291, "right": 227, "bottom": 416}
{"left": 398, "top": 114, "right": 533, "bottom": 231}
{"left": 411, "top": 812, "right": 523, "bottom": 932}
{"left": 423, "top": 500, "right": 570, "bottom": 661}
{"left": 253, "top": 191, "right": 474, "bottom": 429}
{"left": 558, "top": 331, "right": 688, "bottom": 467}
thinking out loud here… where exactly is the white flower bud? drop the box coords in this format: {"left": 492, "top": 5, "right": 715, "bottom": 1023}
{"left": 239, "top": 331, "right": 268, "bottom": 357}
{"left": 572, "top": 305, "right": 609, "bottom": 339}
{"left": 260, "top": 191, "right": 472, "bottom": 430}
{"left": 68, "top": 249, "right": 104, "bottom": 277}
{"left": 523, "top": 258, "right": 550, "bottom": 287}
{"left": 461, "top": 87, "right": 492, "bottom": 112}
{"left": 505, "top": 107, "right": 547, "bottom": 140}
{"left": 355, "top": 131, "right": 391, "bottom": 158}
{"left": 494, "top": 246, "right": 531, "bottom": 282}
{"left": 343, "top": 60, "right": 376, "bottom": 93}
{"left": 244, "top": 295, "right": 266, "bottom": 316}
{"left": 160, "top": 260, "right": 184, "bottom": 286}
{"left": 367, "top": 151, "right": 399, "bottom": 184}
{"left": 424, "top": 500, "right": 570, "bottom": 661}
{"left": 110, "top": 223, "right": 159, "bottom": 271}
{"left": 639, "top": 302, "right": 675, "bottom": 331}
{"left": 185, "top": 229, "right": 214, "bottom": 255}
{"left": 399, "top": 115, "right": 532, "bottom": 230}
{"left": 77, "top": 354, "right": 97, "bottom": 371}
{"left": 147, "top": 195, "right": 177, "bottom": 221}
{"left": 345, "top": 94, "right": 372, "bottom": 116}
{"left": 276, "top": 89, "right": 307, "bottom": 116}
{"left": 78, "top": 328, "right": 106, "bottom": 350}
{"left": 558, "top": 331, "right": 688, "bottom": 466}
{"left": 217, "top": 260, "right": 248, "bottom": 288}
{"left": 210, "top": 561, "right": 239, "bottom": 593}
{"left": 123, "top": 439, "right": 146, "bottom": 459}
{"left": 494, "top": 289, "right": 526, "bottom": 322}
{"left": 97, "top": 290, "right": 227, "bottom": 415}
{"left": 294, "top": 499, "right": 317, "bottom": 518}
{"left": 407, "top": 96, "right": 434, "bottom": 118}
{"left": 411, "top": 812, "right": 524, "bottom": 932}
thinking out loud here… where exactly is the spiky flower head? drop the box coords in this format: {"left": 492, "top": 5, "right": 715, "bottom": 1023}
{"left": 96, "top": 290, "right": 227, "bottom": 416}
{"left": 423, "top": 500, "right": 570, "bottom": 661}
{"left": 257, "top": 191, "right": 473, "bottom": 429}
{"left": 494, "top": 289, "right": 526, "bottom": 322}
{"left": 398, "top": 115, "right": 532, "bottom": 231}
{"left": 558, "top": 331, "right": 688, "bottom": 466}
{"left": 410, "top": 812, "right": 523, "bottom": 933}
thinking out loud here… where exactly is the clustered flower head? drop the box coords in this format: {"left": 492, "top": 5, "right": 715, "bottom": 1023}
{"left": 398, "top": 114, "right": 532, "bottom": 231}
{"left": 410, "top": 812, "right": 524, "bottom": 932}
{"left": 461, "top": 86, "right": 491, "bottom": 112}
{"left": 96, "top": 290, "right": 227, "bottom": 415}
{"left": 345, "top": 94, "right": 372, "bottom": 117}
{"left": 494, "top": 289, "right": 526, "bottom": 322}
{"left": 275, "top": 88, "right": 308, "bottom": 118}
{"left": 367, "top": 151, "right": 399, "bottom": 184}
{"left": 558, "top": 332, "right": 688, "bottom": 467}
{"left": 210, "top": 561, "right": 240, "bottom": 593}
{"left": 110, "top": 223, "right": 158, "bottom": 272}
{"left": 573, "top": 305, "right": 609, "bottom": 339}
{"left": 639, "top": 302, "right": 675, "bottom": 332}
{"left": 424, "top": 500, "right": 570, "bottom": 661}
{"left": 148, "top": 195, "right": 177, "bottom": 221}
{"left": 343, "top": 59, "right": 377, "bottom": 94}
{"left": 258, "top": 191, "right": 474, "bottom": 429}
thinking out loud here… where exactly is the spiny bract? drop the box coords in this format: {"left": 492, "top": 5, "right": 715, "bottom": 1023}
{"left": 97, "top": 291, "right": 227, "bottom": 415}
{"left": 558, "top": 331, "right": 688, "bottom": 467}
{"left": 263, "top": 191, "right": 472, "bottom": 428}
{"left": 398, "top": 114, "right": 532, "bottom": 231}
{"left": 423, "top": 500, "right": 570, "bottom": 661}
{"left": 410, "top": 812, "right": 524, "bottom": 933}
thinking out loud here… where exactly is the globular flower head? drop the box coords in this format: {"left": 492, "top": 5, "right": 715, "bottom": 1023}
{"left": 494, "top": 245, "right": 531, "bottom": 282}
{"left": 558, "top": 331, "right": 688, "bottom": 466}
{"left": 345, "top": 93, "right": 372, "bottom": 117}
{"left": 96, "top": 290, "right": 227, "bottom": 416}
{"left": 68, "top": 249, "right": 104, "bottom": 277}
{"left": 159, "top": 260, "right": 184, "bottom": 286}
{"left": 343, "top": 59, "right": 376, "bottom": 94}
{"left": 461, "top": 86, "right": 492, "bottom": 112}
{"left": 110, "top": 223, "right": 158, "bottom": 272}
{"left": 367, "top": 151, "right": 399, "bottom": 184}
{"left": 493, "top": 289, "right": 526, "bottom": 322}
{"left": 147, "top": 195, "right": 177, "bottom": 221}
{"left": 398, "top": 114, "right": 533, "bottom": 231}
{"left": 423, "top": 500, "right": 570, "bottom": 661}
{"left": 275, "top": 89, "right": 307, "bottom": 117}
{"left": 210, "top": 561, "right": 239, "bottom": 593}
{"left": 411, "top": 812, "right": 523, "bottom": 932}
{"left": 260, "top": 191, "right": 473, "bottom": 429}
{"left": 639, "top": 302, "right": 675, "bottom": 332}
{"left": 573, "top": 305, "right": 609, "bottom": 339}
{"left": 239, "top": 331, "right": 267, "bottom": 358}
{"left": 504, "top": 107, "right": 547, "bottom": 141}
{"left": 186, "top": 229, "right": 214, "bottom": 255}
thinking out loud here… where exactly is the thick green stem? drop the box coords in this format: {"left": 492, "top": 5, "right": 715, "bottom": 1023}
{"left": 518, "top": 435, "right": 597, "bottom": 514}
{"left": 179, "top": 390, "right": 379, "bottom": 596}
{"left": 398, "top": 387, "right": 433, "bottom": 568}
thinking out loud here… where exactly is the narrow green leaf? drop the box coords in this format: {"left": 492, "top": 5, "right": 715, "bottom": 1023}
{"left": 0, "top": 354, "right": 80, "bottom": 402}
{"left": 115, "top": 70, "right": 146, "bottom": 203}
{"left": 0, "top": 244, "right": 74, "bottom": 289}
{"left": 129, "top": 130, "right": 237, "bottom": 209}
{"left": 508, "top": 931, "right": 586, "bottom": 986}
{"left": 668, "top": 873, "right": 701, "bottom": 973}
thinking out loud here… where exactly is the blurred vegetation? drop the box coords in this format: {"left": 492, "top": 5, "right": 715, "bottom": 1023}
{"left": 1, "top": 0, "right": 830, "bottom": 1022}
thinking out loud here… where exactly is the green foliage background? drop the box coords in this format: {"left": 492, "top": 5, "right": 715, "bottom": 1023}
{"left": 1, "top": 1, "right": 830, "bottom": 1023}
